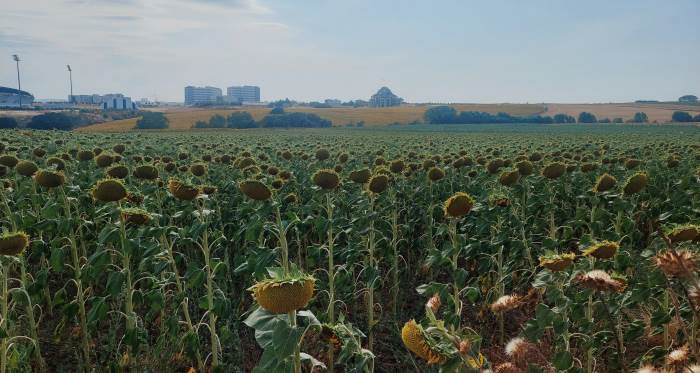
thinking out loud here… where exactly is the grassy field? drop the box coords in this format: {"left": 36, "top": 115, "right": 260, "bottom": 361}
{"left": 543, "top": 103, "right": 700, "bottom": 123}
{"left": 77, "top": 103, "right": 546, "bottom": 132}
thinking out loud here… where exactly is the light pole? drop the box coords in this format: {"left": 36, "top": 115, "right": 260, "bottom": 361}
{"left": 12, "top": 54, "right": 21, "bottom": 108}
{"left": 67, "top": 64, "right": 73, "bottom": 104}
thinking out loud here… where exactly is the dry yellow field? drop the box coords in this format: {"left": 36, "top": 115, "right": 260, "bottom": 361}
{"left": 543, "top": 103, "right": 700, "bottom": 123}
{"left": 77, "top": 104, "right": 546, "bottom": 132}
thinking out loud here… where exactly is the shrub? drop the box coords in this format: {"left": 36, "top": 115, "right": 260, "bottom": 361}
{"left": 0, "top": 117, "right": 18, "bottom": 129}
{"left": 553, "top": 114, "right": 575, "bottom": 123}
{"left": 193, "top": 120, "right": 209, "bottom": 129}
{"left": 208, "top": 114, "right": 226, "bottom": 128}
{"left": 672, "top": 111, "right": 693, "bottom": 122}
{"left": 424, "top": 106, "right": 458, "bottom": 124}
{"left": 270, "top": 107, "right": 285, "bottom": 115}
{"left": 27, "top": 112, "right": 77, "bottom": 130}
{"left": 227, "top": 112, "right": 257, "bottom": 129}
{"left": 135, "top": 112, "right": 169, "bottom": 129}
{"left": 259, "top": 112, "right": 331, "bottom": 128}
{"left": 633, "top": 112, "right": 648, "bottom": 123}
{"left": 577, "top": 112, "right": 597, "bottom": 123}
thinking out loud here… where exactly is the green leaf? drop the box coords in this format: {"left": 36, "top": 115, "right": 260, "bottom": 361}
{"left": 553, "top": 350, "right": 573, "bottom": 370}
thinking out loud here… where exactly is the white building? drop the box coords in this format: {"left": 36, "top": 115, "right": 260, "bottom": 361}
{"left": 226, "top": 85, "right": 260, "bottom": 104}
{"left": 102, "top": 95, "right": 136, "bottom": 110}
{"left": 185, "top": 86, "right": 222, "bottom": 105}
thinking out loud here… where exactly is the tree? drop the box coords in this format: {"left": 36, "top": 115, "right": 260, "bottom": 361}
{"left": 424, "top": 106, "right": 458, "bottom": 124}
{"left": 193, "top": 120, "right": 209, "bottom": 129}
{"left": 27, "top": 112, "right": 76, "bottom": 130}
{"left": 679, "top": 95, "right": 698, "bottom": 103}
{"left": 208, "top": 114, "right": 226, "bottom": 128}
{"left": 577, "top": 112, "right": 597, "bottom": 123}
{"left": 270, "top": 107, "right": 285, "bottom": 115}
{"left": 553, "top": 114, "right": 575, "bottom": 123}
{"left": 632, "top": 112, "right": 648, "bottom": 123}
{"left": 672, "top": 111, "right": 693, "bottom": 122}
{"left": 227, "top": 112, "right": 257, "bottom": 129}
{"left": 135, "top": 112, "right": 169, "bottom": 129}
{"left": 0, "top": 117, "right": 18, "bottom": 129}
{"left": 259, "top": 112, "right": 331, "bottom": 128}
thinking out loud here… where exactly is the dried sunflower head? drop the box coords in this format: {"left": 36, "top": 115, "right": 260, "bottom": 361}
{"left": 400, "top": 320, "right": 449, "bottom": 365}
{"left": 582, "top": 241, "right": 619, "bottom": 260}
{"left": 654, "top": 250, "right": 695, "bottom": 278}
{"left": 443, "top": 192, "right": 475, "bottom": 218}
{"left": 0, "top": 231, "right": 30, "bottom": 256}
{"left": 575, "top": 270, "right": 626, "bottom": 293}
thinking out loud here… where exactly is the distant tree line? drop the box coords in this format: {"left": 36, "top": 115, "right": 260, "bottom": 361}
{"left": 193, "top": 107, "right": 332, "bottom": 129}
{"left": 424, "top": 106, "right": 700, "bottom": 125}
{"left": 135, "top": 112, "right": 169, "bottom": 129}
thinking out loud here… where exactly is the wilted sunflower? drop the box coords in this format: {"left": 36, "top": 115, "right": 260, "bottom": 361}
{"left": 315, "top": 149, "right": 330, "bottom": 161}
{"left": 367, "top": 174, "right": 389, "bottom": 194}
{"left": 498, "top": 170, "right": 520, "bottom": 187}
{"left": 0, "top": 165, "right": 6, "bottom": 177}
{"left": 505, "top": 337, "right": 533, "bottom": 363}
{"left": 427, "top": 167, "right": 445, "bottom": 182}
{"left": 666, "top": 224, "right": 699, "bottom": 243}
{"left": 623, "top": 172, "right": 648, "bottom": 195}
{"left": 168, "top": 178, "right": 200, "bottom": 201}
{"left": 92, "top": 178, "right": 127, "bottom": 202}
{"left": 312, "top": 169, "right": 340, "bottom": 190}
{"left": 283, "top": 193, "right": 298, "bottom": 204}
{"left": 580, "top": 162, "right": 597, "bottom": 173}
{"left": 201, "top": 185, "right": 217, "bottom": 195}
{"left": 34, "top": 169, "right": 65, "bottom": 188}
{"left": 239, "top": 179, "right": 272, "bottom": 201}
{"left": 32, "top": 147, "right": 46, "bottom": 158}
{"left": 490, "top": 294, "right": 522, "bottom": 313}
{"left": 120, "top": 208, "right": 151, "bottom": 225}
{"left": 582, "top": 241, "right": 619, "bottom": 260}
{"left": 575, "top": 270, "right": 625, "bottom": 292}
{"left": 15, "top": 160, "right": 38, "bottom": 177}
{"left": 46, "top": 157, "right": 65, "bottom": 171}
{"left": 95, "top": 153, "right": 114, "bottom": 168}
{"left": 624, "top": 158, "right": 641, "bottom": 169}
{"left": 400, "top": 320, "right": 449, "bottom": 365}
{"left": 593, "top": 173, "right": 617, "bottom": 192}
{"left": 249, "top": 275, "right": 315, "bottom": 314}
{"left": 0, "top": 155, "right": 19, "bottom": 168}
{"left": 443, "top": 192, "right": 475, "bottom": 218}
{"left": 655, "top": 250, "right": 695, "bottom": 278}
{"left": 133, "top": 165, "right": 159, "bottom": 180}
{"left": 541, "top": 162, "right": 566, "bottom": 179}
{"left": 0, "top": 231, "right": 30, "bottom": 256}
{"left": 666, "top": 345, "right": 689, "bottom": 367}
{"left": 77, "top": 150, "right": 94, "bottom": 162}
{"left": 190, "top": 163, "right": 207, "bottom": 177}
{"left": 540, "top": 253, "right": 576, "bottom": 272}
{"left": 107, "top": 165, "right": 129, "bottom": 179}
{"left": 515, "top": 160, "right": 533, "bottom": 176}
{"left": 494, "top": 362, "right": 521, "bottom": 373}
{"left": 390, "top": 159, "right": 405, "bottom": 174}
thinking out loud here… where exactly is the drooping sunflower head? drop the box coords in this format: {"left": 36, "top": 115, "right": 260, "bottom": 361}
{"left": 623, "top": 172, "right": 648, "bottom": 195}
{"left": 120, "top": 208, "right": 151, "bottom": 226}
{"left": 249, "top": 274, "right": 315, "bottom": 314}
{"left": 46, "top": 157, "right": 65, "bottom": 171}
{"left": 539, "top": 252, "right": 576, "bottom": 272}
{"left": 367, "top": 174, "right": 390, "bottom": 195}
{"left": 168, "top": 178, "right": 200, "bottom": 201}
{"left": 92, "top": 178, "right": 127, "bottom": 202}
{"left": 95, "top": 153, "right": 115, "bottom": 168}
{"left": 312, "top": 169, "right": 340, "bottom": 190}
{"left": 593, "top": 173, "right": 617, "bottom": 193}
{"left": 107, "top": 165, "right": 129, "bottom": 179}
{"left": 541, "top": 162, "right": 567, "bottom": 179}
{"left": 498, "top": 170, "right": 520, "bottom": 187}
{"left": 34, "top": 169, "right": 65, "bottom": 189}
{"left": 390, "top": 159, "right": 405, "bottom": 174}
{"left": 443, "top": 192, "right": 475, "bottom": 218}
{"left": 77, "top": 150, "right": 94, "bottom": 162}
{"left": 655, "top": 250, "right": 695, "bottom": 279}
{"left": 0, "top": 231, "right": 30, "bottom": 256}
{"left": 0, "top": 155, "right": 19, "bottom": 168}
{"left": 575, "top": 270, "right": 626, "bottom": 293}
{"left": 133, "top": 165, "right": 159, "bottom": 180}
{"left": 239, "top": 179, "right": 272, "bottom": 201}
{"left": 15, "top": 160, "right": 38, "bottom": 177}
{"left": 666, "top": 224, "right": 699, "bottom": 243}
{"left": 582, "top": 241, "right": 619, "bottom": 260}
{"left": 190, "top": 163, "right": 207, "bottom": 177}
{"left": 315, "top": 148, "right": 330, "bottom": 161}
{"left": 515, "top": 160, "right": 533, "bottom": 176}
{"left": 400, "top": 320, "right": 449, "bottom": 365}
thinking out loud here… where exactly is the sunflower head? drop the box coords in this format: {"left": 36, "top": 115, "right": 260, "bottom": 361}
{"left": 107, "top": 165, "right": 129, "bottom": 179}
{"left": 133, "top": 165, "right": 159, "bottom": 180}
{"left": 0, "top": 155, "right": 19, "bottom": 168}
{"left": 582, "top": 241, "right": 619, "bottom": 260}
{"left": 92, "top": 178, "right": 127, "bottom": 202}
{"left": 315, "top": 149, "right": 330, "bottom": 161}
{"left": 367, "top": 174, "right": 389, "bottom": 194}
{"left": 666, "top": 224, "right": 699, "bottom": 243}
{"left": 16, "top": 160, "right": 38, "bottom": 177}
{"left": 400, "top": 320, "right": 449, "bottom": 365}
{"left": 0, "top": 231, "right": 30, "bottom": 256}
{"left": 47, "top": 157, "right": 66, "bottom": 171}
{"left": 623, "top": 172, "right": 648, "bottom": 195}
{"left": 427, "top": 167, "right": 445, "bottom": 182}
{"left": 249, "top": 273, "right": 315, "bottom": 314}
{"left": 390, "top": 159, "right": 405, "bottom": 174}
{"left": 168, "top": 178, "right": 200, "bottom": 201}
{"left": 349, "top": 168, "right": 371, "bottom": 184}
{"left": 515, "top": 160, "right": 533, "bottom": 176}
{"left": 575, "top": 270, "right": 626, "bottom": 293}
{"left": 239, "top": 179, "right": 272, "bottom": 201}
{"left": 655, "top": 250, "right": 695, "bottom": 278}
{"left": 443, "top": 192, "right": 475, "bottom": 218}
{"left": 498, "top": 170, "right": 520, "bottom": 187}
{"left": 34, "top": 169, "right": 65, "bottom": 189}
{"left": 539, "top": 252, "right": 576, "bottom": 272}
{"left": 95, "top": 153, "right": 115, "bottom": 168}
{"left": 120, "top": 208, "right": 151, "bottom": 226}
{"left": 312, "top": 169, "right": 341, "bottom": 190}
{"left": 190, "top": 163, "right": 207, "bottom": 177}
{"left": 593, "top": 173, "right": 617, "bottom": 193}
{"left": 542, "top": 162, "right": 567, "bottom": 179}
{"left": 77, "top": 150, "right": 94, "bottom": 162}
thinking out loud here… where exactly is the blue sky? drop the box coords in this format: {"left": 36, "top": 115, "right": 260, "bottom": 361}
{"left": 1, "top": 0, "right": 698, "bottom": 103}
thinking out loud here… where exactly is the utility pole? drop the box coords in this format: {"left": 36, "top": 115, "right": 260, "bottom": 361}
{"left": 67, "top": 64, "right": 73, "bottom": 104}
{"left": 12, "top": 54, "right": 21, "bottom": 108}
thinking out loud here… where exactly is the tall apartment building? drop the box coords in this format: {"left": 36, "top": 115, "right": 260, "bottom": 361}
{"left": 226, "top": 85, "right": 260, "bottom": 104}
{"left": 184, "top": 86, "right": 222, "bottom": 105}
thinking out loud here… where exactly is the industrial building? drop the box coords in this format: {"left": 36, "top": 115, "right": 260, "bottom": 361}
{"left": 226, "top": 85, "right": 261, "bottom": 104}
{"left": 184, "top": 86, "right": 222, "bottom": 105}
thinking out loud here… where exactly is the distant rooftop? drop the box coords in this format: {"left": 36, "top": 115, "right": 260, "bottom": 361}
{"left": 0, "top": 86, "right": 34, "bottom": 97}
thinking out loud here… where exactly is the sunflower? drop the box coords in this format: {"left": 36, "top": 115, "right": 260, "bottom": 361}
{"left": 168, "top": 178, "right": 200, "bottom": 201}
{"left": 623, "top": 172, "right": 648, "bottom": 195}
{"left": 250, "top": 275, "right": 315, "bottom": 314}
{"left": 575, "top": 270, "right": 625, "bottom": 293}
{"left": 120, "top": 208, "right": 151, "bottom": 225}
{"left": 34, "top": 169, "right": 65, "bottom": 188}
{"left": 0, "top": 231, "right": 30, "bottom": 256}
{"left": 0, "top": 155, "right": 19, "bottom": 168}
{"left": 16, "top": 160, "right": 38, "bottom": 177}
{"left": 367, "top": 174, "right": 389, "bottom": 194}
{"left": 190, "top": 163, "right": 207, "bottom": 177}
{"left": 95, "top": 153, "right": 114, "bottom": 168}
{"left": 133, "top": 165, "right": 159, "bottom": 180}
{"left": 498, "top": 170, "right": 520, "bottom": 187}
{"left": 582, "top": 241, "right": 619, "bottom": 260}
{"left": 655, "top": 250, "right": 695, "bottom": 278}
{"left": 593, "top": 173, "right": 617, "bottom": 193}
{"left": 666, "top": 224, "right": 699, "bottom": 243}
{"left": 92, "top": 179, "right": 127, "bottom": 202}
{"left": 515, "top": 160, "right": 533, "bottom": 176}
{"left": 107, "top": 165, "right": 129, "bottom": 179}
{"left": 239, "top": 179, "right": 272, "bottom": 201}
{"left": 541, "top": 162, "right": 566, "bottom": 179}
{"left": 312, "top": 169, "right": 340, "bottom": 190}
{"left": 443, "top": 192, "right": 475, "bottom": 218}
{"left": 427, "top": 167, "right": 445, "bottom": 182}
{"left": 400, "top": 320, "right": 449, "bottom": 365}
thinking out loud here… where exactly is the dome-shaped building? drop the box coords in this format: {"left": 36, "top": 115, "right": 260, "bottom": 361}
{"left": 0, "top": 86, "right": 34, "bottom": 108}
{"left": 369, "top": 86, "right": 403, "bottom": 107}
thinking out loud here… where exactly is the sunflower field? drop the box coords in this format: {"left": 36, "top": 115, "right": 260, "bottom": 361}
{"left": 0, "top": 124, "right": 699, "bottom": 372}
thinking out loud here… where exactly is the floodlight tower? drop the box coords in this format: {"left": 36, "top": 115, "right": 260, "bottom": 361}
{"left": 12, "top": 54, "right": 22, "bottom": 107}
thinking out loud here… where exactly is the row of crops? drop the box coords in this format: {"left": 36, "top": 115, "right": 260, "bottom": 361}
{"left": 0, "top": 126, "right": 699, "bottom": 372}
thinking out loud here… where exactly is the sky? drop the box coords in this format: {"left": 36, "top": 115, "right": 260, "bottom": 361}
{"left": 1, "top": 0, "right": 698, "bottom": 103}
